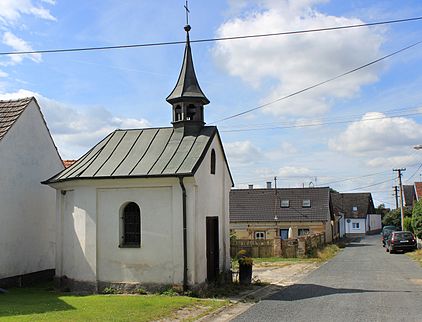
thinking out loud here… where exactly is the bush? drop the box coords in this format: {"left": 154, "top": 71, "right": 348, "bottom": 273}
{"left": 403, "top": 217, "right": 413, "bottom": 232}
{"left": 412, "top": 200, "right": 422, "bottom": 239}
{"left": 382, "top": 207, "right": 412, "bottom": 228}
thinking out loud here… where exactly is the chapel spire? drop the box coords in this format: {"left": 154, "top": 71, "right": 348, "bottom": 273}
{"left": 167, "top": 18, "right": 210, "bottom": 133}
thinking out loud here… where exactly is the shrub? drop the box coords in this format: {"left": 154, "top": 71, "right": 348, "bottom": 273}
{"left": 412, "top": 200, "right": 422, "bottom": 239}
{"left": 382, "top": 207, "right": 412, "bottom": 228}
{"left": 403, "top": 217, "right": 413, "bottom": 233}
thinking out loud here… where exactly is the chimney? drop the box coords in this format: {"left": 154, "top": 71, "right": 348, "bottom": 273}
{"left": 248, "top": 184, "right": 254, "bottom": 189}
{"left": 266, "top": 181, "right": 272, "bottom": 189}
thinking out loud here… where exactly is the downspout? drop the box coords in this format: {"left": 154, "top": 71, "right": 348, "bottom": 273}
{"left": 179, "top": 176, "right": 188, "bottom": 292}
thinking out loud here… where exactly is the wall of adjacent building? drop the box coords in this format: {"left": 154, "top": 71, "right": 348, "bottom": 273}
{"left": 230, "top": 221, "right": 327, "bottom": 240}
{"left": 0, "top": 101, "right": 64, "bottom": 280}
{"left": 345, "top": 218, "right": 366, "bottom": 236}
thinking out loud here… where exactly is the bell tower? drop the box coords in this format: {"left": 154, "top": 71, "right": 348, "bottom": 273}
{"left": 166, "top": 22, "right": 210, "bottom": 135}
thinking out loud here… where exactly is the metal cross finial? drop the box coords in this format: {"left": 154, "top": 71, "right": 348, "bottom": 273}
{"left": 184, "top": 0, "right": 190, "bottom": 25}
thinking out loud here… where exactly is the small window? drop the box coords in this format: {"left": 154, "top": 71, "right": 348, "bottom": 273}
{"left": 210, "top": 149, "right": 216, "bottom": 175}
{"left": 352, "top": 222, "right": 360, "bottom": 229}
{"left": 121, "top": 202, "right": 141, "bottom": 248}
{"left": 352, "top": 206, "right": 358, "bottom": 212}
{"left": 255, "top": 231, "right": 265, "bottom": 239}
{"left": 281, "top": 200, "right": 290, "bottom": 208}
{"left": 302, "top": 199, "right": 311, "bottom": 208}
{"left": 298, "top": 228, "right": 310, "bottom": 236}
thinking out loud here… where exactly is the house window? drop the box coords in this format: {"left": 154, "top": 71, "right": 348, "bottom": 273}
{"left": 352, "top": 222, "right": 360, "bottom": 229}
{"left": 298, "top": 228, "right": 310, "bottom": 236}
{"left": 281, "top": 200, "right": 290, "bottom": 208}
{"left": 352, "top": 206, "right": 358, "bottom": 212}
{"left": 210, "top": 149, "right": 216, "bottom": 175}
{"left": 302, "top": 199, "right": 311, "bottom": 208}
{"left": 255, "top": 231, "right": 265, "bottom": 239}
{"left": 120, "top": 202, "right": 141, "bottom": 248}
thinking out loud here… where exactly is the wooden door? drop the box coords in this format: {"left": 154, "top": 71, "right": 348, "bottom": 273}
{"left": 206, "top": 217, "right": 219, "bottom": 282}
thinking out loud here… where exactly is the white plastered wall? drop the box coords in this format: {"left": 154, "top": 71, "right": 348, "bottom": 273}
{"left": 54, "top": 178, "right": 184, "bottom": 285}
{"left": 190, "top": 134, "right": 232, "bottom": 284}
{"left": 0, "top": 101, "right": 64, "bottom": 279}
{"left": 345, "top": 218, "right": 366, "bottom": 235}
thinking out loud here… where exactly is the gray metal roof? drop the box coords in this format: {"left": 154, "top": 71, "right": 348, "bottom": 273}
{"left": 0, "top": 97, "right": 33, "bottom": 141}
{"left": 331, "top": 192, "right": 375, "bottom": 218}
{"left": 166, "top": 27, "right": 209, "bottom": 105}
{"left": 230, "top": 187, "right": 332, "bottom": 222}
{"left": 45, "top": 126, "right": 218, "bottom": 184}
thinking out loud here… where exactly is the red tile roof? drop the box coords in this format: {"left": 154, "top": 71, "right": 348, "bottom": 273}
{"left": 415, "top": 182, "right": 422, "bottom": 201}
{"left": 63, "top": 160, "right": 77, "bottom": 168}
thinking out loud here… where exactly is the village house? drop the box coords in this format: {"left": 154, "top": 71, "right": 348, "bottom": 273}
{"left": 403, "top": 184, "right": 416, "bottom": 209}
{"left": 414, "top": 182, "right": 422, "bottom": 201}
{"left": 331, "top": 192, "right": 378, "bottom": 237}
{"left": 230, "top": 186, "right": 338, "bottom": 243}
{"left": 0, "top": 97, "right": 64, "bottom": 287}
{"left": 44, "top": 24, "right": 233, "bottom": 292}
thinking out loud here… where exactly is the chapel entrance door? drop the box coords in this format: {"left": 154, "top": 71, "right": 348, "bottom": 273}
{"left": 206, "top": 217, "right": 219, "bottom": 282}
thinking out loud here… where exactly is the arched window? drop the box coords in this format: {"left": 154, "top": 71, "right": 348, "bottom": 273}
{"left": 121, "top": 202, "right": 141, "bottom": 247}
{"left": 210, "top": 149, "right": 216, "bottom": 175}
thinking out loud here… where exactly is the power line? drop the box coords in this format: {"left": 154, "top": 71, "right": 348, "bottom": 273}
{"left": 219, "top": 105, "right": 422, "bottom": 129}
{"left": 0, "top": 16, "right": 421, "bottom": 57}
{"left": 406, "top": 163, "right": 422, "bottom": 182}
{"left": 212, "top": 40, "right": 422, "bottom": 124}
{"left": 221, "top": 111, "right": 422, "bottom": 132}
{"left": 347, "top": 178, "right": 395, "bottom": 192}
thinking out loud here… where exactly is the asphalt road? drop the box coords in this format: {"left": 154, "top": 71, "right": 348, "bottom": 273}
{"left": 232, "top": 235, "right": 422, "bottom": 322}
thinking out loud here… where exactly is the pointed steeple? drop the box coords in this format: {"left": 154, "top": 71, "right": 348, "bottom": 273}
{"left": 167, "top": 24, "right": 209, "bottom": 133}
{"left": 167, "top": 25, "right": 210, "bottom": 105}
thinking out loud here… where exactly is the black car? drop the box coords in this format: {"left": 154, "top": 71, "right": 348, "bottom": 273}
{"left": 386, "top": 231, "right": 417, "bottom": 253}
{"left": 381, "top": 226, "right": 399, "bottom": 247}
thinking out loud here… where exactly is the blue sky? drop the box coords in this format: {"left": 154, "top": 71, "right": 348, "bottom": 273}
{"left": 0, "top": 0, "right": 422, "bottom": 208}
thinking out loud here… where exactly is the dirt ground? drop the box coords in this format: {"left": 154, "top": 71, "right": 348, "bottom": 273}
{"left": 180, "top": 261, "right": 321, "bottom": 322}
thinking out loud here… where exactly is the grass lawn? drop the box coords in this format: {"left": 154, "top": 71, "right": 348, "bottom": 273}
{"left": 407, "top": 249, "right": 422, "bottom": 267}
{"left": 0, "top": 285, "right": 227, "bottom": 322}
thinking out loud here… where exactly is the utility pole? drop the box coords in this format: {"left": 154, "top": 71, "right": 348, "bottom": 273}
{"left": 393, "top": 186, "right": 399, "bottom": 209}
{"left": 274, "top": 176, "right": 277, "bottom": 190}
{"left": 393, "top": 168, "right": 406, "bottom": 230}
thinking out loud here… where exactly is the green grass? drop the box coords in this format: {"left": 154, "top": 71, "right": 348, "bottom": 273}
{"left": 0, "top": 285, "right": 227, "bottom": 322}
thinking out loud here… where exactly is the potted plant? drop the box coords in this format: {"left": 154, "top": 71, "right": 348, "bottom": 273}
{"left": 237, "top": 250, "right": 253, "bottom": 285}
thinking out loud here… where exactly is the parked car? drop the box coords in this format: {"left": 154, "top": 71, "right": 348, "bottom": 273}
{"left": 386, "top": 231, "right": 417, "bottom": 253}
{"left": 381, "top": 225, "right": 399, "bottom": 247}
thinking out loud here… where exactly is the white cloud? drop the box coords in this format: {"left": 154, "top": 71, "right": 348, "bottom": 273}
{"left": 214, "top": 0, "right": 384, "bottom": 117}
{"left": 225, "top": 140, "right": 262, "bottom": 165}
{"left": 277, "top": 166, "right": 312, "bottom": 177}
{"left": 0, "top": 90, "right": 151, "bottom": 159}
{"left": 0, "top": 0, "right": 56, "bottom": 24}
{"left": 329, "top": 112, "right": 422, "bottom": 154}
{"left": 0, "top": 70, "right": 8, "bottom": 77}
{"left": 2, "top": 31, "right": 42, "bottom": 64}
{"left": 367, "top": 155, "right": 418, "bottom": 169}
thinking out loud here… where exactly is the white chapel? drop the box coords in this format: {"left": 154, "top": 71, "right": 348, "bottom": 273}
{"left": 44, "top": 23, "right": 233, "bottom": 292}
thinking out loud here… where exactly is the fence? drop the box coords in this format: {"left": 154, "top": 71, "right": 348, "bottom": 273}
{"left": 230, "top": 239, "right": 274, "bottom": 258}
{"left": 231, "top": 232, "right": 326, "bottom": 259}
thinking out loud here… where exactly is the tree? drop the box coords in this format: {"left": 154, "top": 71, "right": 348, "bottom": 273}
{"left": 412, "top": 200, "right": 422, "bottom": 239}
{"left": 382, "top": 207, "right": 412, "bottom": 228}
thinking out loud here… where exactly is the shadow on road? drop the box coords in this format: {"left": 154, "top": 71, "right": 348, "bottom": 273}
{"left": 266, "top": 284, "right": 411, "bottom": 301}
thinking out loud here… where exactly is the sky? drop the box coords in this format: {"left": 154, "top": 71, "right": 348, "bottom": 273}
{"left": 0, "top": 0, "right": 421, "bottom": 209}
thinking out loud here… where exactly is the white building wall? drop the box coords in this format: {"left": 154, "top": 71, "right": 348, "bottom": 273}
{"left": 0, "top": 101, "right": 64, "bottom": 279}
{"left": 366, "top": 214, "right": 382, "bottom": 232}
{"left": 345, "top": 218, "right": 366, "bottom": 235}
{"left": 54, "top": 178, "right": 185, "bottom": 286}
{"left": 192, "top": 135, "right": 232, "bottom": 284}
